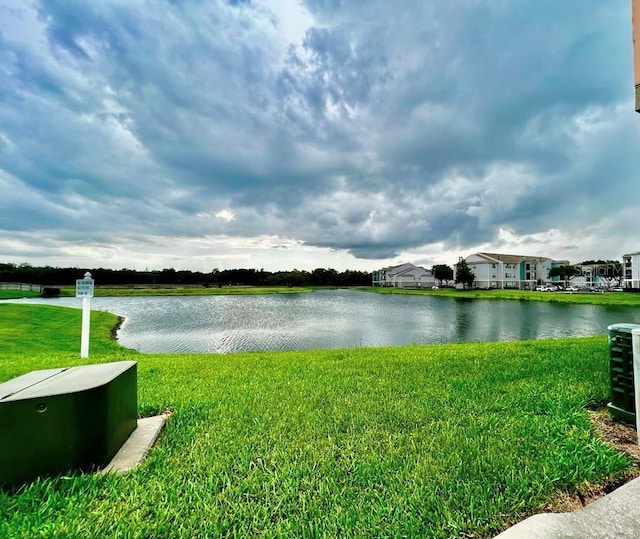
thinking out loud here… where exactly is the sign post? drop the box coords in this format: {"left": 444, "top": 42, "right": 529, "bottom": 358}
{"left": 76, "top": 272, "right": 95, "bottom": 358}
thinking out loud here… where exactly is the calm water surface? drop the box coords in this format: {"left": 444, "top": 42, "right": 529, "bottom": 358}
{"left": 11, "top": 289, "right": 640, "bottom": 353}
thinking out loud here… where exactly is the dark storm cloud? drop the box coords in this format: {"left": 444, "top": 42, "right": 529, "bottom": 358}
{"left": 0, "top": 0, "right": 638, "bottom": 263}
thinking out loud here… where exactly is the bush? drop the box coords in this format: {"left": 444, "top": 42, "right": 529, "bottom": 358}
{"left": 42, "top": 287, "right": 61, "bottom": 297}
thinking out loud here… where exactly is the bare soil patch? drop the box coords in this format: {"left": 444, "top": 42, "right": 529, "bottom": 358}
{"left": 546, "top": 409, "right": 640, "bottom": 513}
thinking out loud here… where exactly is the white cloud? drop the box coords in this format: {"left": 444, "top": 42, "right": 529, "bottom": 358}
{"left": 0, "top": 0, "right": 638, "bottom": 271}
{"left": 215, "top": 210, "right": 235, "bottom": 222}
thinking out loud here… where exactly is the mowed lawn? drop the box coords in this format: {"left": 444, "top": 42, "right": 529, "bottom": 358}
{"left": 0, "top": 303, "right": 631, "bottom": 538}
{"left": 359, "top": 285, "right": 640, "bottom": 307}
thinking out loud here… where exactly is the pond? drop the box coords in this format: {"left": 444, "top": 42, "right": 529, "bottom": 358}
{"left": 10, "top": 289, "right": 640, "bottom": 354}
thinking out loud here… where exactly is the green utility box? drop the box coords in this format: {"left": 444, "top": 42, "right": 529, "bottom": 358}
{"left": 607, "top": 324, "right": 640, "bottom": 425}
{"left": 0, "top": 361, "right": 137, "bottom": 488}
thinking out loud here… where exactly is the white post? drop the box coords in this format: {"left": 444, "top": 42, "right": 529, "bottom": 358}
{"left": 81, "top": 295, "right": 91, "bottom": 358}
{"left": 633, "top": 329, "right": 640, "bottom": 444}
{"left": 76, "top": 271, "right": 95, "bottom": 359}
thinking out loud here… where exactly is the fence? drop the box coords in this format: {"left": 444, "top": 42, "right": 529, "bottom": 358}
{"left": 0, "top": 282, "right": 43, "bottom": 293}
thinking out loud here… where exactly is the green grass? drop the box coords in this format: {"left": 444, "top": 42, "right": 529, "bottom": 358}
{"left": 0, "top": 290, "right": 41, "bottom": 300}
{"left": 359, "top": 285, "right": 640, "bottom": 306}
{"left": 0, "top": 304, "right": 127, "bottom": 361}
{"left": 43, "top": 284, "right": 640, "bottom": 307}
{"left": 0, "top": 303, "right": 631, "bottom": 538}
{"left": 54, "top": 285, "right": 321, "bottom": 297}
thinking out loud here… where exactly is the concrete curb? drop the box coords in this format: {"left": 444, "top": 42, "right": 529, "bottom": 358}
{"left": 100, "top": 412, "right": 170, "bottom": 474}
{"left": 494, "top": 475, "right": 640, "bottom": 538}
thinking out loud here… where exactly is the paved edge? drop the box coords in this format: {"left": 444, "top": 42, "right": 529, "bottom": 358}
{"left": 493, "top": 475, "right": 640, "bottom": 538}
{"left": 100, "top": 412, "right": 170, "bottom": 474}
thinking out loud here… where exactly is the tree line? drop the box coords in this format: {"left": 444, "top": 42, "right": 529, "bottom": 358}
{"left": 548, "top": 260, "right": 622, "bottom": 287}
{"left": 0, "top": 263, "right": 373, "bottom": 287}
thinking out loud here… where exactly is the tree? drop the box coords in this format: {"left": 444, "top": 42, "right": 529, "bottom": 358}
{"left": 548, "top": 264, "right": 580, "bottom": 287}
{"left": 454, "top": 258, "right": 475, "bottom": 289}
{"left": 596, "top": 263, "right": 623, "bottom": 288}
{"left": 580, "top": 260, "right": 622, "bottom": 288}
{"left": 311, "top": 268, "right": 338, "bottom": 286}
{"left": 432, "top": 264, "right": 454, "bottom": 285}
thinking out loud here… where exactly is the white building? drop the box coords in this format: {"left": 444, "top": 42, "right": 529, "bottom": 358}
{"left": 623, "top": 252, "right": 640, "bottom": 288}
{"left": 462, "top": 253, "right": 568, "bottom": 289}
{"left": 372, "top": 263, "right": 435, "bottom": 288}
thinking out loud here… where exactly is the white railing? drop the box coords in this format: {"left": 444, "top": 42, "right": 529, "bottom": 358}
{"left": 0, "top": 282, "right": 43, "bottom": 292}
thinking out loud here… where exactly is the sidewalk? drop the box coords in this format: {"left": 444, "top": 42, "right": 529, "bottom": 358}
{"left": 494, "top": 475, "right": 640, "bottom": 538}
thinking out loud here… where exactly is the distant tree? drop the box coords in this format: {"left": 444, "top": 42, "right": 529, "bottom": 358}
{"left": 0, "top": 262, "right": 371, "bottom": 288}
{"left": 336, "top": 270, "right": 371, "bottom": 286}
{"left": 160, "top": 268, "right": 176, "bottom": 284}
{"left": 548, "top": 264, "right": 580, "bottom": 287}
{"left": 311, "top": 268, "right": 338, "bottom": 286}
{"left": 432, "top": 264, "right": 454, "bottom": 285}
{"left": 597, "top": 264, "right": 623, "bottom": 288}
{"left": 454, "top": 258, "right": 475, "bottom": 289}
{"left": 579, "top": 260, "right": 622, "bottom": 288}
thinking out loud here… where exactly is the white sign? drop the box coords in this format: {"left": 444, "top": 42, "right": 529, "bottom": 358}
{"left": 78, "top": 272, "right": 94, "bottom": 358}
{"left": 76, "top": 278, "right": 94, "bottom": 298}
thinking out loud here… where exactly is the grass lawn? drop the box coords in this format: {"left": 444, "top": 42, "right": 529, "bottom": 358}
{"left": 0, "top": 303, "right": 632, "bottom": 538}
{"left": 0, "top": 290, "right": 41, "bottom": 300}
{"left": 358, "top": 285, "right": 640, "bottom": 307}
{"left": 14, "top": 283, "right": 640, "bottom": 308}
{"left": 50, "top": 285, "right": 321, "bottom": 297}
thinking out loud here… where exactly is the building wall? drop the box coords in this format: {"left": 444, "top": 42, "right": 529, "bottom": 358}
{"left": 624, "top": 253, "right": 640, "bottom": 288}
{"left": 467, "top": 261, "right": 492, "bottom": 287}
{"left": 466, "top": 258, "right": 520, "bottom": 289}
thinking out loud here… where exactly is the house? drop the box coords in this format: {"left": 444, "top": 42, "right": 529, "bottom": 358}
{"left": 372, "top": 263, "right": 435, "bottom": 288}
{"left": 623, "top": 252, "right": 640, "bottom": 288}
{"left": 462, "top": 253, "right": 568, "bottom": 289}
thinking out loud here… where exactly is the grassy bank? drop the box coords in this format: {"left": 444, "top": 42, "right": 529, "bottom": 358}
{"left": 358, "top": 285, "right": 640, "bottom": 307}
{"left": 10, "top": 283, "right": 640, "bottom": 307}
{"left": 0, "top": 303, "right": 631, "bottom": 538}
{"left": 52, "top": 285, "right": 321, "bottom": 297}
{"left": 0, "top": 290, "right": 41, "bottom": 300}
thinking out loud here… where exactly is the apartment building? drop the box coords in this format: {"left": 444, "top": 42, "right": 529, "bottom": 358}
{"left": 372, "top": 263, "right": 435, "bottom": 288}
{"left": 463, "top": 253, "right": 567, "bottom": 289}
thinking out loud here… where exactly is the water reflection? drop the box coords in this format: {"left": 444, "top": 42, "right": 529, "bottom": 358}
{"left": 8, "top": 290, "right": 640, "bottom": 354}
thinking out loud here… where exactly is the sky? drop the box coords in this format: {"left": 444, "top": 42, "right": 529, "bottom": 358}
{"left": 0, "top": 0, "right": 639, "bottom": 273}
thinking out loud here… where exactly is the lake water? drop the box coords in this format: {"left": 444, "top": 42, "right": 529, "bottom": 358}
{"left": 10, "top": 289, "right": 640, "bottom": 354}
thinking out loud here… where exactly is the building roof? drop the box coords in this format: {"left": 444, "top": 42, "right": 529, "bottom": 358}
{"left": 476, "top": 252, "right": 551, "bottom": 264}
{"left": 378, "top": 262, "right": 430, "bottom": 272}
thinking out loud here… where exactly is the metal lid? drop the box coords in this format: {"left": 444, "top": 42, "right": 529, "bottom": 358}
{"left": 607, "top": 323, "right": 640, "bottom": 333}
{"left": 0, "top": 368, "right": 66, "bottom": 401}
{"left": 1, "top": 361, "right": 136, "bottom": 402}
